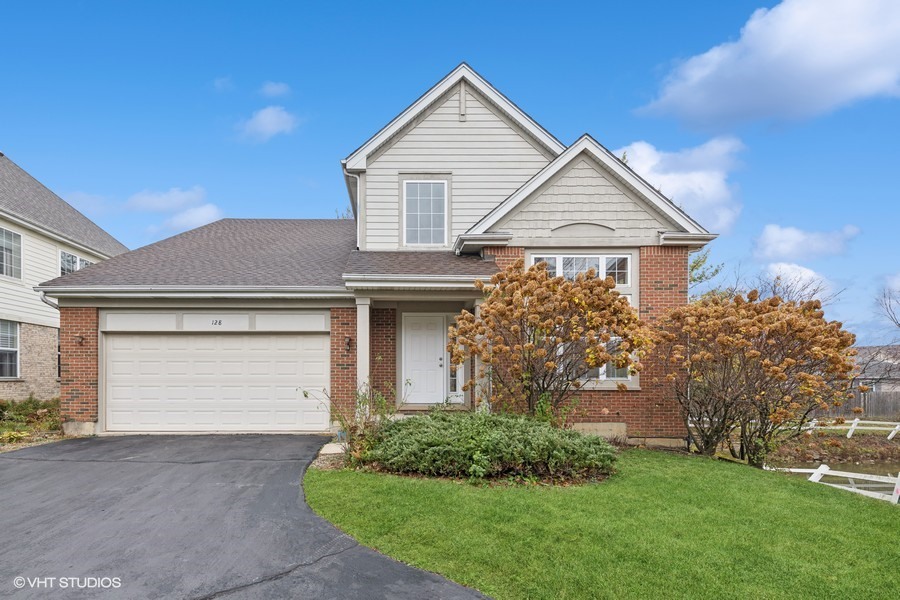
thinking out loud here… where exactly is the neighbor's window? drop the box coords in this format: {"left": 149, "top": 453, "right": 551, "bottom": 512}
{"left": 0, "top": 320, "right": 18, "bottom": 378}
{"left": 0, "top": 227, "right": 22, "bottom": 279}
{"left": 583, "top": 338, "right": 630, "bottom": 381}
{"left": 60, "top": 251, "right": 93, "bottom": 276}
{"left": 532, "top": 254, "right": 630, "bottom": 285}
{"left": 404, "top": 181, "right": 447, "bottom": 245}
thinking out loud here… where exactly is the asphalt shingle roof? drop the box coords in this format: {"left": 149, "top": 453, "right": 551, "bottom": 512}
{"left": 39, "top": 219, "right": 357, "bottom": 289}
{"left": 0, "top": 153, "right": 128, "bottom": 257}
{"left": 345, "top": 251, "right": 498, "bottom": 277}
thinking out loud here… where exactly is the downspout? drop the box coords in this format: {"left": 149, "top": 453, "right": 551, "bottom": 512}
{"left": 39, "top": 291, "right": 59, "bottom": 311}
{"left": 341, "top": 160, "right": 361, "bottom": 250}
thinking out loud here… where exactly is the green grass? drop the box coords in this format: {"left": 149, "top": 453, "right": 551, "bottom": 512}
{"left": 305, "top": 450, "right": 899, "bottom": 599}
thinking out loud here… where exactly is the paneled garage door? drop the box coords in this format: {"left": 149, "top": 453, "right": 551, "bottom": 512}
{"left": 105, "top": 333, "right": 330, "bottom": 432}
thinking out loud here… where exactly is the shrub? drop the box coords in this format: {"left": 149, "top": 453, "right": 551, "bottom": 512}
{"left": 0, "top": 398, "right": 61, "bottom": 432}
{"left": 360, "top": 411, "right": 617, "bottom": 482}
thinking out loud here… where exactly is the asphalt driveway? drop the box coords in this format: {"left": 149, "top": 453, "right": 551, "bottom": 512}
{"left": 0, "top": 435, "right": 484, "bottom": 599}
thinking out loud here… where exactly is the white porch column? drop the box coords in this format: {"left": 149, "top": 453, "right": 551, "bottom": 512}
{"left": 355, "top": 297, "right": 371, "bottom": 390}
{"left": 473, "top": 298, "right": 488, "bottom": 408}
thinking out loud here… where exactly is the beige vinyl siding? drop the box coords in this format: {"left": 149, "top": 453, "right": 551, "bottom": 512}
{"left": 0, "top": 216, "right": 105, "bottom": 328}
{"left": 363, "top": 85, "right": 553, "bottom": 250}
{"left": 492, "top": 155, "right": 679, "bottom": 247}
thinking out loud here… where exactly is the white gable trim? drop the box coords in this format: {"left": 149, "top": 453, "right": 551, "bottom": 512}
{"left": 343, "top": 63, "right": 565, "bottom": 171}
{"left": 468, "top": 135, "right": 711, "bottom": 236}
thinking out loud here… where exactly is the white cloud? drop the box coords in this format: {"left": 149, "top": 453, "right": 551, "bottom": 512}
{"left": 887, "top": 273, "right": 900, "bottom": 292}
{"left": 643, "top": 0, "right": 900, "bottom": 128}
{"left": 766, "top": 262, "right": 830, "bottom": 290}
{"left": 163, "top": 204, "right": 223, "bottom": 231}
{"left": 237, "top": 106, "right": 298, "bottom": 142}
{"left": 127, "top": 186, "right": 206, "bottom": 212}
{"left": 755, "top": 224, "right": 860, "bottom": 261}
{"left": 259, "top": 81, "right": 291, "bottom": 97}
{"left": 614, "top": 136, "right": 744, "bottom": 232}
{"left": 213, "top": 76, "right": 234, "bottom": 92}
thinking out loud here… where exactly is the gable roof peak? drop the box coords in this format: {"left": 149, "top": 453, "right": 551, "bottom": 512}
{"left": 467, "top": 133, "right": 713, "bottom": 237}
{"left": 342, "top": 63, "right": 566, "bottom": 171}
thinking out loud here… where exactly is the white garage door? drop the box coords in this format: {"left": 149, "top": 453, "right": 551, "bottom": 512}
{"left": 105, "top": 333, "right": 330, "bottom": 432}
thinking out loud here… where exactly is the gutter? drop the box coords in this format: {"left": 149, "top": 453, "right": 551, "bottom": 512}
{"left": 0, "top": 207, "right": 120, "bottom": 261}
{"left": 34, "top": 285, "right": 354, "bottom": 300}
{"left": 658, "top": 232, "right": 719, "bottom": 248}
{"left": 452, "top": 232, "right": 512, "bottom": 255}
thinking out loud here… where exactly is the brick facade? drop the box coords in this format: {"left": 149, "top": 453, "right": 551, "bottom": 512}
{"left": 54, "top": 246, "right": 689, "bottom": 439}
{"left": 0, "top": 322, "right": 60, "bottom": 402}
{"left": 567, "top": 246, "right": 689, "bottom": 439}
{"left": 483, "top": 246, "right": 524, "bottom": 270}
{"left": 329, "top": 307, "right": 357, "bottom": 420}
{"left": 59, "top": 307, "right": 99, "bottom": 422}
{"left": 370, "top": 308, "right": 397, "bottom": 401}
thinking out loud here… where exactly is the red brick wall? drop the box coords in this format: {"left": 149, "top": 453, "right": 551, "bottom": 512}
{"left": 568, "top": 246, "right": 689, "bottom": 438}
{"left": 59, "top": 307, "right": 99, "bottom": 423}
{"left": 483, "top": 246, "right": 524, "bottom": 270}
{"left": 370, "top": 308, "right": 397, "bottom": 401}
{"left": 330, "top": 307, "right": 357, "bottom": 420}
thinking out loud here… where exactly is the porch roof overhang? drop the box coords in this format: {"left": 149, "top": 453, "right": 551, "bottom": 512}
{"left": 342, "top": 273, "right": 487, "bottom": 292}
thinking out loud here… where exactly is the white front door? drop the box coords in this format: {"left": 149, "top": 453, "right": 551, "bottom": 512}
{"left": 402, "top": 314, "right": 465, "bottom": 404}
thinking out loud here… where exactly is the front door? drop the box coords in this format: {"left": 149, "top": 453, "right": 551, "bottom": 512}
{"left": 402, "top": 314, "right": 459, "bottom": 404}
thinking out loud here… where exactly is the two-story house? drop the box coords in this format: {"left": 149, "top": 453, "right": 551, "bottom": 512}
{"left": 38, "top": 64, "right": 715, "bottom": 445}
{"left": 1, "top": 153, "right": 128, "bottom": 401}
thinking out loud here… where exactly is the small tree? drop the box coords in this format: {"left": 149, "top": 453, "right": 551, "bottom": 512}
{"left": 448, "top": 259, "right": 650, "bottom": 417}
{"left": 656, "top": 291, "right": 857, "bottom": 466}
{"left": 878, "top": 286, "right": 900, "bottom": 329}
{"left": 688, "top": 248, "right": 723, "bottom": 294}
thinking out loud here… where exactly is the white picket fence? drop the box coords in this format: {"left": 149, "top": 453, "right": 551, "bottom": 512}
{"left": 771, "top": 464, "right": 900, "bottom": 504}
{"left": 806, "top": 418, "right": 900, "bottom": 440}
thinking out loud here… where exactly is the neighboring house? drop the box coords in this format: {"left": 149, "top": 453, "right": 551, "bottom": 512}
{"left": 855, "top": 345, "right": 900, "bottom": 394}
{"left": 38, "top": 64, "right": 715, "bottom": 445}
{"left": 0, "top": 153, "right": 128, "bottom": 401}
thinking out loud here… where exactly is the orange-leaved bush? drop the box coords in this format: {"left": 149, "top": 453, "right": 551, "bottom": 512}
{"left": 448, "top": 259, "right": 651, "bottom": 418}
{"left": 655, "top": 290, "right": 857, "bottom": 466}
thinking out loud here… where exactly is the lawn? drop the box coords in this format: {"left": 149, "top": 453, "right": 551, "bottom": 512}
{"left": 305, "top": 449, "right": 899, "bottom": 599}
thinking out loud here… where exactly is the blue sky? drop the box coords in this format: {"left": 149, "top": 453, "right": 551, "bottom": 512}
{"left": 1, "top": 1, "right": 898, "bottom": 343}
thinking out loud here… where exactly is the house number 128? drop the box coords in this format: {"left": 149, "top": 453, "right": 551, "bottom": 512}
{"left": 211, "top": 319, "right": 223, "bottom": 326}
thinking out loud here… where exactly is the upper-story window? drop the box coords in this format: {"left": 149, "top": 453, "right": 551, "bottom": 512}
{"left": 0, "top": 227, "right": 23, "bottom": 279}
{"left": 404, "top": 180, "right": 447, "bottom": 245}
{"left": 60, "top": 251, "right": 94, "bottom": 276}
{"left": 0, "top": 320, "right": 18, "bottom": 378}
{"left": 532, "top": 254, "right": 630, "bottom": 286}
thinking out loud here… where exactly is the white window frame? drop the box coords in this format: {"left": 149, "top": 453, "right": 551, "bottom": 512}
{"left": 534, "top": 254, "right": 634, "bottom": 385}
{"left": 59, "top": 249, "right": 94, "bottom": 276}
{"left": 402, "top": 180, "right": 448, "bottom": 247}
{"left": 0, "top": 320, "right": 19, "bottom": 379}
{"left": 0, "top": 226, "right": 23, "bottom": 280}
{"left": 531, "top": 253, "right": 631, "bottom": 286}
